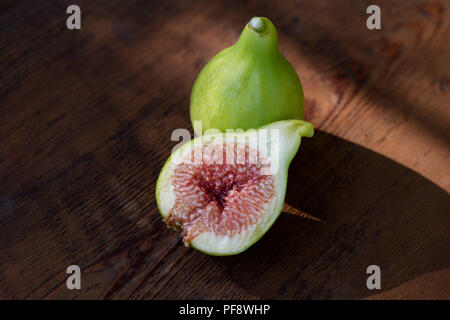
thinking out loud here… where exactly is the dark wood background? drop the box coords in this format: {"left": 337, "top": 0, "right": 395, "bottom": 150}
{"left": 1, "top": 0, "right": 449, "bottom": 299}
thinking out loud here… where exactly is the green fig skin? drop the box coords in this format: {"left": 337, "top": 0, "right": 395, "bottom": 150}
{"left": 190, "top": 17, "right": 304, "bottom": 135}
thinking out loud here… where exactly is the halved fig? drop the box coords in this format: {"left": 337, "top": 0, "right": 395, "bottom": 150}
{"left": 156, "top": 120, "right": 314, "bottom": 255}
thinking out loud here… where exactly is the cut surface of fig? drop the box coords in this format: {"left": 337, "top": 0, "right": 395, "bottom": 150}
{"left": 156, "top": 120, "right": 314, "bottom": 255}
{"left": 167, "top": 143, "right": 274, "bottom": 244}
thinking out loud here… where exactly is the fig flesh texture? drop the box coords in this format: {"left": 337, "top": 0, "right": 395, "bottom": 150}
{"left": 190, "top": 17, "right": 305, "bottom": 135}
{"left": 156, "top": 120, "right": 314, "bottom": 255}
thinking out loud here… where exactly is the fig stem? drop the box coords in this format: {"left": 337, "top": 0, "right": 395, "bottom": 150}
{"left": 249, "top": 17, "right": 266, "bottom": 33}
{"left": 283, "top": 203, "right": 325, "bottom": 223}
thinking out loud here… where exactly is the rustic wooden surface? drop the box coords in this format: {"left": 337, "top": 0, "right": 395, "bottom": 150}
{"left": 0, "top": 0, "right": 449, "bottom": 299}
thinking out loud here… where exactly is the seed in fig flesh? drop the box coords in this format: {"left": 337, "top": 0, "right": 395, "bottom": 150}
{"left": 156, "top": 120, "right": 314, "bottom": 255}
{"left": 190, "top": 17, "right": 305, "bottom": 135}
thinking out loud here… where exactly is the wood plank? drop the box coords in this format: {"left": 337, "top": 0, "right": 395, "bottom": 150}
{"left": 0, "top": 0, "right": 449, "bottom": 299}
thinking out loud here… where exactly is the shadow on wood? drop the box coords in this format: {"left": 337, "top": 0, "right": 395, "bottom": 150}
{"left": 214, "top": 130, "right": 449, "bottom": 299}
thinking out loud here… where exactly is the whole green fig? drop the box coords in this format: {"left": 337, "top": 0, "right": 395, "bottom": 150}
{"left": 190, "top": 17, "right": 304, "bottom": 134}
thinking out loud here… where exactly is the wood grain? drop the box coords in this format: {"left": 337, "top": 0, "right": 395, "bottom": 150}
{"left": 0, "top": 0, "right": 449, "bottom": 299}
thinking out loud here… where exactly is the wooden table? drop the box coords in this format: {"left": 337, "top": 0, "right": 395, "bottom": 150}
{"left": 1, "top": 0, "right": 449, "bottom": 299}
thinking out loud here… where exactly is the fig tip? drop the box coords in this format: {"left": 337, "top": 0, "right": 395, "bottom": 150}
{"left": 249, "top": 17, "right": 266, "bottom": 33}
